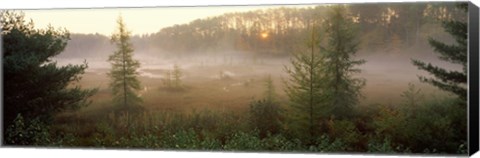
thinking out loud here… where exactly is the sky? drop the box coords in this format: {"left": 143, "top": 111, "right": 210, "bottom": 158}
{"left": 20, "top": 5, "right": 313, "bottom": 36}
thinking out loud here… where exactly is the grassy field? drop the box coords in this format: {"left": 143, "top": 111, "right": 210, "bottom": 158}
{"left": 44, "top": 57, "right": 461, "bottom": 153}
{"left": 73, "top": 55, "right": 447, "bottom": 116}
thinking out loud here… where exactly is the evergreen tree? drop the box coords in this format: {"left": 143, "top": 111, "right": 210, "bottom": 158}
{"left": 249, "top": 74, "right": 282, "bottom": 138}
{"left": 1, "top": 11, "right": 96, "bottom": 143}
{"left": 107, "top": 16, "right": 142, "bottom": 113}
{"left": 172, "top": 63, "right": 182, "bottom": 89}
{"left": 264, "top": 74, "right": 276, "bottom": 103}
{"left": 162, "top": 70, "right": 172, "bottom": 89}
{"left": 410, "top": 4, "right": 468, "bottom": 152}
{"left": 411, "top": 3, "right": 468, "bottom": 101}
{"left": 284, "top": 19, "right": 325, "bottom": 141}
{"left": 321, "top": 5, "right": 365, "bottom": 119}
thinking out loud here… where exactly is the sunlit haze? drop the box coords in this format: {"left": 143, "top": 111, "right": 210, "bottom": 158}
{"left": 22, "top": 5, "right": 311, "bottom": 36}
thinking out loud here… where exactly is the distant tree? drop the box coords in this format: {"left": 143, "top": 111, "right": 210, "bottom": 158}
{"left": 107, "top": 16, "right": 142, "bottom": 113}
{"left": 321, "top": 5, "right": 365, "bottom": 119}
{"left": 284, "top": 19, "right": 324, "bottom": 142}
{"left": 401, "top": 83, "right": 424, "bottom": 108}
{"left": 172, "top": 64, "right": 183, "bottom": 89}
{"left": 162, "top": 70, "right": 173, "bottom": 89}
{"left": 412, "top": 3, "right": 468, "bottom": 101}
{"left": 264, "top": 74, "right": 276, "bottom": 103}
{"left": 1, "top": 11, "right": 96, "bottom": 144}
{"left": 249, "top": 74, "right": 282, "bottom": 138}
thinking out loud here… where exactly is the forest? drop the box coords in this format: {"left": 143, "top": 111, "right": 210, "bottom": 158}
{"left": 1, "top": 2, "right": 469, "bottom": 155}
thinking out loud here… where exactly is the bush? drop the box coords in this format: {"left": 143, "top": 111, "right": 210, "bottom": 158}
{"left": 223, "top": 131, "right": 263, "bottom": 151}
{"left": 260, "top": 134, "right": 303, "bottom": 151}
{"left": 326, "top": 119, "right": 363, "bottom": 151}
{"left": 309, "top": 135, "right": 347, "bottom": 152}
{"left": 248, "top": 99, "right": 283, "bottom": 138}
{"left": 5, "top": 114, "right": 51, "bottom": 146}
{"left": 161, "top": 128, "right": 221, "bottom": 150}
{"left": 372, "top": 84, "right": 466, "bottom": 153}
{"left": 367, "top": 138, "right": 395, "bottom": 153}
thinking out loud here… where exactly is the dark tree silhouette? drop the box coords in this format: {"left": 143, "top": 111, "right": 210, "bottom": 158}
{"left": 2, "top": 11, "right": 96, "bottom": 144}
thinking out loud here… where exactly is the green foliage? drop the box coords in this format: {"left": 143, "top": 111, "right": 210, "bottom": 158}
{"left": 373, "top": 84, "right": 466, "bottom": 153}
{"left": 224, "top": 131, "right": 263, "bottom": 151}
{"left": 260, "top": 134, "right": 303, "bottom": 151}
{"left": 92, "top": 121, "right": 117, "bottom": 147}
{"left": 161, "top": 129, "right": 202, "bottom": 149}
{"left": 326, "top": 119, "right": 363, "bottom": 151}
{"left": 284, "top": 5, "right": 365, "bottom": 143}
{"left": 5, "top": 114, "right": 78, "bottom": 147}
{"left": 247, "top": 75, "right": 283, "bottom": 138}
{"left": 1, "top": 11, "right": 96, "bottom": 145}
{"left": 107, "top": 16, "right": 143, "bottom": 112}
{"left": 401, "top": 83, "right": 424, "bottom": 107}
{"left": 248, "top": 99, "right": 283, "bottom": 138}
{"left": 264, "top": 74, "right": 276, "bottom": 103}
{"left": 367, "top": 138, "right": 396, "bottom": 153}
{"left": 321, "top": 5, "right": 365, "bottom": 119}
{"left": 411, "top": 3, "right": 467, "bottom": 100}
{"left": 5, "top": 114, "right": 51, "bottom": 145}
{"left": 284, "top": 17, "right": 325, "bottom": 141}
{"left": 309, "top": 135, "right": 347, "bottom": 152}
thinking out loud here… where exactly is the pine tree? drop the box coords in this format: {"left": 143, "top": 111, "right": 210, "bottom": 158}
{"left": 284, "top": 19, "right": 325, "bottom": 141}
{"left": 2, "top": 11, "right": 96, "bottom": 143}
{"left": 411, "top": 3, "right": 467, "bottom": 101}
{"left": 321, "top": 5, "right": 365, "bottom": 119}
{"left": 107, "top": 16, "right": 142, "bottom": 113}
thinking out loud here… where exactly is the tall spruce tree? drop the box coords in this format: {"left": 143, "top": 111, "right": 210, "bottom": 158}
{"left": 108, "top": 16, "right": 142, "bottom": 112}
{"left": 412, "top": 3, "right": 468, "bottom": 101}
{"left": 284, "top": 19, "right": 325, "bottom": 141}
{"left": 321, "top": 5, "right": 365, "bottom": 119}
{"left": 2, "top": 11, "right": 96, "bottom": 143}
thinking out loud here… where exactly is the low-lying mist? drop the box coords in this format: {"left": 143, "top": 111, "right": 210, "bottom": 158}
{"left": 53, "top": 46, "right": 459, "bottom": 109}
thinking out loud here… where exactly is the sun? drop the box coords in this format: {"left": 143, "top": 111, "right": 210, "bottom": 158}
{"left": 261, "top": 32, "right": 269, "bottom": 39}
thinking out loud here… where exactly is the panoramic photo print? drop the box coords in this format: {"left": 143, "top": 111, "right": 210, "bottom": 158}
{"left": 1, "top": 2, "right": 470, "bottom": 155}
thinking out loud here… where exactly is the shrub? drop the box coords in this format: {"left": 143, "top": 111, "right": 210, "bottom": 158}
{"left": 248, "top": 99, "right": 283, "bottom": 138}
{"left": 223, "top": 131, "right": 263, "bottom": 151}
{"left": 326, "top": 119, "right": 363, "bottom": 151}
{"left": 367, "top": 138, "right": 395, "bottom": 153}
{"left": 5, "top": 114, "right": 51, "bottom": 146}
{"left": 260, "top": 134, "right": 303, "bottom": 151}
{"left": 310, "top": 135, "right": 347, "bottom": 152}
{"left": 372, "top": 84, "right": 466, "bottom": 153}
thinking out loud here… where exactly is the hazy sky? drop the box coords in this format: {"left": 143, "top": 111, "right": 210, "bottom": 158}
{"left": 21, "top": 5, "right": 312, "bottom": 36}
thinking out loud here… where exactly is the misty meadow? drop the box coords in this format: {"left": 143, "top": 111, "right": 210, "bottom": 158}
{"left": 1, "top": 2, "right": 469, "bottom": 155}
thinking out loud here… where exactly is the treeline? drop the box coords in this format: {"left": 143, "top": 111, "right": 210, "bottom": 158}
{"left": 57, "top": 2, "right": 465, "bottom": 59}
